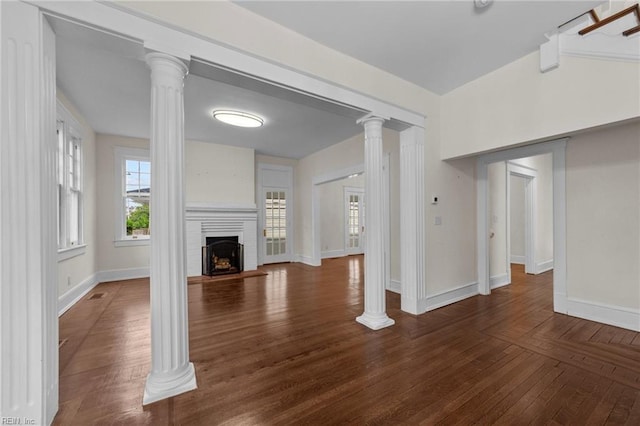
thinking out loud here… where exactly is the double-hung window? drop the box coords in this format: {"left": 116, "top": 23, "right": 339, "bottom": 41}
{"left": 115, "top": 147, "right": 151, "bottom": 246}
{"left": 57, "top": 102, "right": 84, "bottom": 259}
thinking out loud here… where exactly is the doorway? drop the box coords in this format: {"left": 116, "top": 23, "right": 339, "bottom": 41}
{"left": 477, "top": 138, "right": 568, "bottom": 315}
{"left": 258, "top": 164, "right": 294, "bottom": 265}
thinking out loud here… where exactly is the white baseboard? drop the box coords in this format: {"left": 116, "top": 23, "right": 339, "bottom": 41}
{"left": 387, "top": 279, "right": 401, "bottom": 294}
{"left": 295, "top": 255, "right": 321, "bottom": 267}
{"left": 58, "top": 273, "right": 99, "bottom": 316}
{"left": 97, "top": 267, "right": 150, "bottom": 283}
{"left": 536, "top": 259, "right": 554, "bottom": 274}
{"left": 424, "top": 281, "right": 479, "bottom": 312}
{"left": 490, "top": 273, "right": 510, "bottom": 289}
{"left": 321, "top": 249, "right": 346, "bottom": 259}
{"left": 511, "top": 255, "right": 525, "bottom": 264}
{"left": 564, "top": 297, "right": 640, "bottom": 332}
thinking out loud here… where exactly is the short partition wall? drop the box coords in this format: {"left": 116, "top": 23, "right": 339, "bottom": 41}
{"left": 185, "top": 204, "right": 258, "bottom": 277}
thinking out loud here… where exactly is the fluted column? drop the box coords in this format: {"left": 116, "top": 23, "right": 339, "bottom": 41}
{"left": 143, "top": 52, "right": 197, "bottom": 405}
{"left": 356, "top": 116, "right": 395, "bottom": 330}
{"left": 1, "top": 3, "right": 58, "bottom": 423}
{"left": 400, "top": 126, "right": 426, "bottom": 314}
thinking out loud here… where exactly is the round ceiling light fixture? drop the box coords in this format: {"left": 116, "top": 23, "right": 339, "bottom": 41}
{"left": 212, "top": 110, "right": 264, "bottom": 128}
{"left": 474, "top": 0, "right": 493, "bottom": 8}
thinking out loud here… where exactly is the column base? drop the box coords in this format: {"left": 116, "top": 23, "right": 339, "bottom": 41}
{"left": 143, "top": 362, "right": 197, "bottom": 405}
{"left": 356, "top": 313, "right": 395, "bottom": 330}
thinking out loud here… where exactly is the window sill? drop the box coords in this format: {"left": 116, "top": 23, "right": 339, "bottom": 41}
{"left": 58, "top": 244, "right": 87, "bottom": 262}
{"left": 114, "top": 238, "right": 150, "bottom": 247}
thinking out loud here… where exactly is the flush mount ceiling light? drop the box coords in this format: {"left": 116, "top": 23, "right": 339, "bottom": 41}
{"left": 212, "top": 110, "right": 264, "bottom": 128}
{"left": 474, "top": 0, "right": 493, "bottom": 8}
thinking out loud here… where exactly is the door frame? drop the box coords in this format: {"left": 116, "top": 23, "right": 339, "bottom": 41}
{"left": 344, "top": 186, "right": 365, "bottom": 255}
{"left": 477, "top": 138, "right": 568, "bottom": 315}
{"left": 257, "top": 163, "right": 294, "bottom": 265}
{"left": 506, "top": 162, "right": 538, "bottom": 276}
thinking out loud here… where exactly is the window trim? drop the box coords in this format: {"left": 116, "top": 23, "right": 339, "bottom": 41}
{"left": 114, "top": 146, "right": 151, "bottom": 246}
{"left": 57, "top": 101, "right": 85, "bottom": 256}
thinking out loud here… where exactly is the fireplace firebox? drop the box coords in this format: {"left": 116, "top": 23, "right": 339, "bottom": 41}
{"left": 202, "top": 237, "right": 244, "bottom": 276}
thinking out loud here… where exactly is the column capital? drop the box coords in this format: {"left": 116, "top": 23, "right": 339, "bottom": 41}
{"left": 357, "top": 113, "right": 388, "bottom": 126}
{"left": 145, "top": 52, "right": 189, "bottom": 82}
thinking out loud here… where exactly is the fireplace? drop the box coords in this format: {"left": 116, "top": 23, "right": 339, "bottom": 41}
{"left": 202, "top": 236, "right": 244, "bottom": 276}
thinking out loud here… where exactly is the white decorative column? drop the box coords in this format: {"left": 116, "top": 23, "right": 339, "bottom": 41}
{"left": 1, "top": 2, "right": 59, "bottom": 424}
{"left": 356, "top": 115, "right": 395, "bottom": 330}
{"left": 143, "top": 52, "right": 197, "bottom": 405}
{"left": 400, "top": 126, "right": 426, "bottom": 314}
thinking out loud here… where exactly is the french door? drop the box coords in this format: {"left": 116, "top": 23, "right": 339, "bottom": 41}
{"left": 345, "top": 188, "right": 365, "bottom": 255}
{"left": 262, "top": 188, "right": 291, "bottom": 263}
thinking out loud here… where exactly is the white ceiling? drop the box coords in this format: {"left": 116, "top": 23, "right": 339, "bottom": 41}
{"left": 236, "top": 0, "right": 601, "bottom": 94}
{"left": 53, "top": 1, "right": 601, "bottom": 159}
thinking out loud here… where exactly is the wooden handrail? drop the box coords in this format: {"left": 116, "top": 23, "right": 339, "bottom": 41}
{"left": 579, "top": 4, "right": 640, "bottom": 36}
{"left": 623, "top": 25, "right": 640, "bottom": 36}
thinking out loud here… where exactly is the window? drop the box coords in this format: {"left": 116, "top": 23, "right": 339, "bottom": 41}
{"left": 115, "top": 147, "right": 150, "bottom": 245}
{"left": 57, "top": 103, "right": 84, "bottom": 257}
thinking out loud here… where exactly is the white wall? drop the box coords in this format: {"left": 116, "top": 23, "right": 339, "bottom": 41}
{"left": 113, "top": 0, "right": 481, "bottom": 307}
{"left": 186, "top": 140, "right": 255, "bottom": 205}
{"left": 95, "top": 134, "right": 151, "bottom": 273}
{"left": 57, "top": 91, "right": 97, "bottom": 297}
{"left": 96, "top": 135, "right": 256, "bottom": 274}
{"left": 442, "top": 53, "right": 640, "bottom": 159}
{"left": 566, "top": 121, "right": 640, "bottom": 311}
{"left": 318, "top": 174, "right": 365, "bottom": 256}
{"left": 295, "top": 128, "right": 401, "bottom": 281}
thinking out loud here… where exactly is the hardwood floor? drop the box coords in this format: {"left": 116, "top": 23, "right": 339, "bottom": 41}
{"left": 55, "top": 257, "right": 640, "bottom": 425}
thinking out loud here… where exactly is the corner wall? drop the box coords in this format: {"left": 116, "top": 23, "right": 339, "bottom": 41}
{"left": 57, "top": 91, "right": 98, "bottom": 312}
{"left": 442, "top": 53, "right": 640, "bottom": 159}
{"left": 566, "top": 121, "right": 640, "bottom": 317}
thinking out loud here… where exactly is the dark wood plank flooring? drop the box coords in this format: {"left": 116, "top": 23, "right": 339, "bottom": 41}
{"left": 55, "top": 257, "right": 640, "bottom": 425}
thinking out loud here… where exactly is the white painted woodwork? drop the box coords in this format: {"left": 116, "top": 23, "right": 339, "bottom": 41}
{"left": 539, "top": 32, "right": 559, "bottom": 73}
{"left": 143, "top": 52, "right": 197, "bottom": 405}
{"left": 399, "top": 126, "right": 426, "bottom": 314}
{"left": 356, "top": 116, "right": 394, "bottom": 330}
{"left": 185, "top": 203, "right": 258, "bottom": 276}
{"left": 257, "top": 164, "right": 294, "bottom": 265}
{"left": 476, "top": 139, "right": 568, "bottom": 307}
{"left": 0, "top": 2, "right": 58, "bottom": 423}
{"left": 507, "top": 162, "right": 538, "bottom": 275}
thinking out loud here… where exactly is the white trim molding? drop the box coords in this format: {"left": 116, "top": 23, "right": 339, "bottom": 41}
{"left": 97, "top": 267, "right": 150, "bottom": 283}
{"left": 536, "top": 259, "right": 554, "bottom": 274}
{"left": 565, "top": 298, "right": 640, "bottom": 332}
{"left": 58, "top": 274, "right": 100, "bottom": 316}
{"left": 388, "top": 280, "right": 402, "bottom": 295}
{"left": 477, "top": 138, "right": 568, "bottom": 313}
{"left": 424, "top": 282, "right": 479, "bottom": 313}
{"left": 510, "top": 255, "right": 525, "bottom": 265}
{"left": 321, "top": 249, "right": 347, "bottom": 259}
{"left": 296, "top": 254, "right": 320, "bottom": 267}
{"left": 490, "top": 273, "right": 511, "bottom": 290}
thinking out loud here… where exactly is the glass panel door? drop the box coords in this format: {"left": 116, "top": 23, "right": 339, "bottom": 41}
{"left": 263, "top": 188, "right": 290, "bottom": 263}
{"left": 345, "top": 189, "right": 365, "bottom": 255}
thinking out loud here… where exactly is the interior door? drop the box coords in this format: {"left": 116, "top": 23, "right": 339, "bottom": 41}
{"left": 263, "top": 188, "right": 291, "bottom": 263}
{"left": 345, "top": 188, "right": 365, "bottom": 255}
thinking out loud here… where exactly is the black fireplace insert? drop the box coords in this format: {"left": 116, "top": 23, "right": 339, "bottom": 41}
{"left": 202, "top": 237, "right": 244, "bottom": 276}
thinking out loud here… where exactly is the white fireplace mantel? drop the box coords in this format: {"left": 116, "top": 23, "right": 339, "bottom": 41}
{"left": 185, "top": 203, "right": 258, "bottom": 276}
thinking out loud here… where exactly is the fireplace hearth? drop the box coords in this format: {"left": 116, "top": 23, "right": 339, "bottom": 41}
{"left": 202, "top": 237, "right": 244, "bottom": 276}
